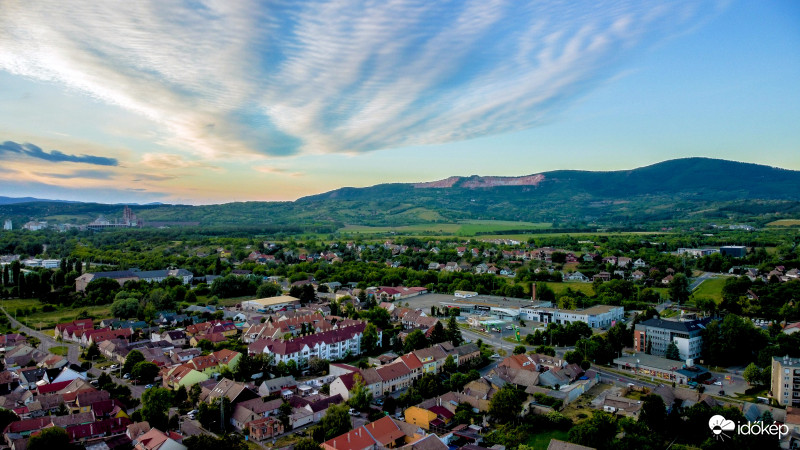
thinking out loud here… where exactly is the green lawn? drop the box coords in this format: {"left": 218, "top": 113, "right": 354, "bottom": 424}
{"left": 49, "top": 346, "right": 70, "bottom": 356}
{"left": 692, "top": 277, "right": 726, "bottom": 303}
{"left": 525, "top": 429, "right": 570, "bottom": 449}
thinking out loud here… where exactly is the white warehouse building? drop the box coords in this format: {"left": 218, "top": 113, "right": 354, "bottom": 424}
{"left": 520, "top": 304, "right": 625, "bottom": 329}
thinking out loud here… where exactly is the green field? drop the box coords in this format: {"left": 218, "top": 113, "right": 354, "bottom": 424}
{"left": 543, "top": 282, "right": 595, "bottom": 296}
{"left": 2, "top": 299, "right": 113, "bottom": 330}
{"left": 524, "top": 430, "right": 570, "bottom": 449}
{"left": 49, "top": 346, "right": 69, "bottom": 356}
{"left": 766, "top": 219, "right": 800, "bottom": 227}
{"left": 692, "top": 277, "right": 726, "bottom": 303}
{"left": 338, "top": 220, "right": 551, "bottom": 237}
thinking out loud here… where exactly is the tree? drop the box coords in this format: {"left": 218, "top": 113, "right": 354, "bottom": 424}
{"left": 568, "top": 411, "right": 618, "bottom": 450}
{"left": 535, "top": 345, "right": 556, "bottom": 356}
{"left": 446, "top": 314, "right": 463, "bottom": 346}
{"left": 0, "top": 408, "right": 19, "bottom": 433}
{"left": 362, "top": 323, "right": 379, "bottom": 354}
{"left": 84, "top": 342, "right": 100, "bottom": 361}
{"left": 429, "top": 321, "right": 448, "bottom": 344}
{"left": 319, "top": 403, "right": 352, "bottom": 440}
{"left": 403, "top": 329, "right": 429, "bottom": 353}
{"left": 256, "top": 282, "right": 281, "bottom": 299}
{"left": 348, "top": 375, "right": 372, "bottom": 411}
{"left": 442, "top": 354, "right": 457, "bottom": 373}
{"left": 513, "top": 345, "right": 527, "bottom": 355}
{"left": 564, "top": 350, "right": 583, "bottom": 365}
{"left": 638, "top": 394, "right": 666, "bottom": 435}
{"left": 111, "top": 297, "right": 139, "bottom": 319}
{"left": 665, "top": 342, "right": 680, "bottom": 361}
{"left": 123, "top": 350, "right": 145, "bottom": 375}
{"left": 141, "top": 388, "right": 172, "bottom": 430}
{"left": 743, "top": 363, "right": 763, "bottom": 386}
{"left": 132, "top": 361, "right": 160, "bottom": 384}
{"left": 278, "top": 401, "right": 292, "bottom": 429}
{"left": 294, "top": 438, "right": 322, "bottom": 450}
{"left": 189, "top": 384, "right": 202, "bottom": 405}
{"left": 606, "top": 322, "right": 630, "bottom": 355}
{"left": 28, "top": 426, "right": 71, "bottom": 450}
{"left": 668, "top": 274, "right": 690, "bottom": 305}
{"left": 488, "top": 385, "right": 524, "bottom": 424}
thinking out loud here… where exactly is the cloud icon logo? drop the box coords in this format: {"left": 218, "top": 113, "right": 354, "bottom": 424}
{"left": 709, "top": 415, "right": 735, "bottom": 440}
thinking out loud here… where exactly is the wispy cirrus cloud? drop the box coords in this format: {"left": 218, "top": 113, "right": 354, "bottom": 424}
{"left": 0, "top": 140, "right": 118, "bottom": 166}
{"left": 40, "top": 169, "right": 115, "bottom": 179}
{"left": 0, "top": 1, "right": 720, "bottom": 160}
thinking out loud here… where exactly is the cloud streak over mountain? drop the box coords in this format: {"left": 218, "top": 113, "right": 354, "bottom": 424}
{"left": 0, "top": 0, "right": 715, "bottom": 160}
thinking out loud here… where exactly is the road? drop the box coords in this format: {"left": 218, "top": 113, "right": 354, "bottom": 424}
{"left": 690, "top": 272, "right": 717, "bottom": 291}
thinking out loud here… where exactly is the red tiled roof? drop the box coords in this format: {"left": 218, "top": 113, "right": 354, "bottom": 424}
{"left": 323, "top": 426, "right": 376, "bottom": 450}
{"left": 36, "top": 380, "right": 72, "bottom": 394}
{"left": 362, "top": 416, "right": 404, "bottom": 446}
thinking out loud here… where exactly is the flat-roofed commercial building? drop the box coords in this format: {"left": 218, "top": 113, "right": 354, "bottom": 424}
{"left": 521, "top": 305, "right": 624, "bottom": 329}
{"left": 241, "top": 295, "right": 301, "bottom": 312}
{"left": 633, "top": 317, "right": 711, "bottom": 361}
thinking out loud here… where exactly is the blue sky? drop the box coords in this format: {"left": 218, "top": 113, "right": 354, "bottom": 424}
{"left": 0, "top": 0, "right": 798, "bottom": 204}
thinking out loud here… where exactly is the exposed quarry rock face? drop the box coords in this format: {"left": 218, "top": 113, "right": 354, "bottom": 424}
{"left": 414, "top": 174, "right": 545, "bottom": 189}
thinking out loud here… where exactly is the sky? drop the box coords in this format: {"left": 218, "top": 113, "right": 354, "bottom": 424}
{"left": 0, "top": 0, "right": 798, "bottom": 205}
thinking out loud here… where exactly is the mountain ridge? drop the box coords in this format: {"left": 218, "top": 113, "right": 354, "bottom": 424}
{"left": 2, "top": 157, "right": 799, "bottom": 228}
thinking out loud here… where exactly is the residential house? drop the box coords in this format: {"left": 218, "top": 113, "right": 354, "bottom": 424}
{"left": 258, "top": 376, "right": 297, "bottom": 397}
{"left": 200, "top": 378, "right": 258, "bottom": 405}
{"left": 248, "top": 416, "right": 284, "bottom": 441}
{"left": 375, "top": 361, "right": 413, "bottom": 394}
{"left": 564, "top": 272, "right": 589, "bottom": 282}
{"left": 132, "top": 427, "right": 187, "bottom": 450}
{"left": 231, "top": 398, "right": 284, "bottom": 431}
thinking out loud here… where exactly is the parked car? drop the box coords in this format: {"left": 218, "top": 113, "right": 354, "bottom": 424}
{"left": 110, "top": 364, "right": 119, "bottom": 370}
{"left": 123, "top": 373, "right": 130, "bottom": 379}
{"left": 505, "top": 325, "right": 513, "bottom": 330}
{"left": 145, "top": 384, "right": 154, "bottom": 389}
{"left": 714, "top": 381, "right": 722, "bottom": 386}
{"left": 348, "top": 408, "right": 359, "bottom": 416}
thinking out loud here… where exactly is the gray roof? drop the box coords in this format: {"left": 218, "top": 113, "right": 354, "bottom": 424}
{"left": 637, "top": 317, "right": 711, "bottom": 333}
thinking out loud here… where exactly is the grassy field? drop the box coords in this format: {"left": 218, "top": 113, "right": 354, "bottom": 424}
{"left": 766, "top": 219, "right": 800, "bottom": 227}
{"left": 692, "top": 277, "right": 726, "bottom": 303}
{"left": 49, "top": 346, "right": 69, "bottom": 356}
{"left": 2, "top": 299, "right": 113, "bottom": 330}
{"left": 338, "top": 220, "right": 551, "bottom": 237}
{"left": 525, "top": 430, "right": 570, "bottom": 449}
{"left": 542, "top": 282, "right": 595, "bottom": 296}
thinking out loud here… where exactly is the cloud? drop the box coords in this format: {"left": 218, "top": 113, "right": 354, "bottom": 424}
{"left": 0, "top": 1, "right": 719, "bottom": 158}
{"left": 40, "top": 169, "right": 115, "bottom": 179}
{"left": 254, "top": 166, "right": 303, "bottom": 177}
{"left": 0, "top": 140, "right": 118, "bottom": 166}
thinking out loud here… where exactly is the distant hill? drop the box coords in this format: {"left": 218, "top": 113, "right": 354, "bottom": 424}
{"left": 0, "top": 196, "right": 80, "bottom": 205}
{"left": 296, "top": 157, "right": 800, "bottom": 226}
{"left": 1, "top": 158, "right": 799, "bottom": 229}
